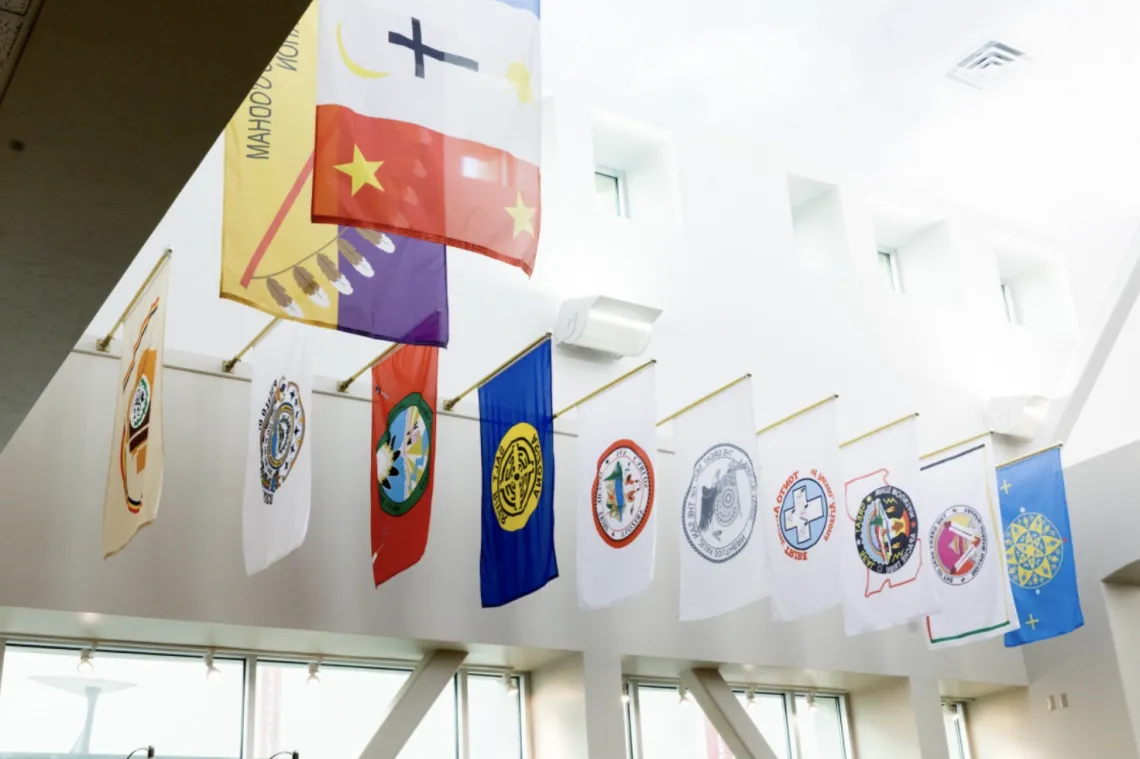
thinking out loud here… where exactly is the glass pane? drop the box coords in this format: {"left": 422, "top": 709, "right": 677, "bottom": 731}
{"left": 795, "top": 695, "right": 847, "bottom": 759}
{"left": 735, "top": 693, "right": 790, "bottom": 759}
{"left": 467, "top": 674, "right": 522, "bottom": 759}
{"left": 0, "top": 645, "right": 243, "bottom": 758}
{"left": 595, "top": 171, "right": 622, "bottom": 216}
{"left": 253, "top": 662, "right": 456, "bottom": 759}
{"left": 636, "top": 686, "right": 714, "bottom": 759}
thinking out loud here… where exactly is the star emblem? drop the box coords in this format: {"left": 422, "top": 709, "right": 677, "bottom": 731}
{"left": 505, "top": 191, "right": 536, "bottom": 238}
{"left": 506, "top": 61, "right": 534, "bottom": 104}
{"left": 335, "top": 145, "right": 385, "bottom": 196}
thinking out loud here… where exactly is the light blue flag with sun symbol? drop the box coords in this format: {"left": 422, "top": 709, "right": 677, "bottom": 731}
{"left": 998, "top": 447, "right": 1084, "bottom": 647}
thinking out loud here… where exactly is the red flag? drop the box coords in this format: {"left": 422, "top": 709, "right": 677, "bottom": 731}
{"left": 371, "top": 344, "right": 439, "bottom": 585}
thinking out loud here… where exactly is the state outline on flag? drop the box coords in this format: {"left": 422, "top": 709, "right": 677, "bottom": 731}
{"left": 846, "top": 468, "right": 925, "bottom": 598}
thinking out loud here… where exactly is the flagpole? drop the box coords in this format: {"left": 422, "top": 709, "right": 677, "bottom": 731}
{"left": 999, "top": 441, "right": 1063, "bottom": 469}
{"left": 95, "top": 249, "right": 172, "bottom": 353}
{"left": 221, "top": 318, "right": 281, "bottom": 374}
{"left": 919, "top": 430, "right": 993, "bottom": 460}
{"left": 553, "top": 359, "right": 656, "bottom": 419}
{"left": 443, "top": 333, "right": 552, "bottom": 411}
{"left": 756, "top": 394, "right": 839, "bottom": 437}
{"left": 338, "top": 343, "right": 402, "bottom": 393}
{"left": 657, "top": 374, "right": 751, "bottom": 427}
{"left": 839, "top": 412, "right": 919, "bottom": 449}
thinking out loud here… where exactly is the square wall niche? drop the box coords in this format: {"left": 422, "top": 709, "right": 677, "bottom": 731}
{"left": 994, "top": 236, "right": 1078, "bottom": 335}
{"left": 590, "top": 110, "right": 679, "bottom": 225}
{"left": 867, "top": 198, "right": 947, "bottom": 300}
{"left": 787, "top": 175, "right": 847, "bottom": 272}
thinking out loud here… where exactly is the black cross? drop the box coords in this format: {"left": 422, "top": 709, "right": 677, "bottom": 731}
{"left": 389, "top": 18, "right": 479, "bottom": 79}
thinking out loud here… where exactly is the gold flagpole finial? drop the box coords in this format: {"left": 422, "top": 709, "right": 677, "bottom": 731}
{"left": 443, "top": 332, "right": 552, "bottom": 412}
{"left": 222, "top": 318, "right": 282, "bottom": 374}
{"left": 96, "top": 249, "right": 172, "bottom": 353}
{"left": 657, "top": 374, "right": 751, "bottom": 427}
{"left": 338, "top": 343, "right": 403, "bottom": 393}
{"left": 553, "top": 359, "right": 656, "bottom": 419}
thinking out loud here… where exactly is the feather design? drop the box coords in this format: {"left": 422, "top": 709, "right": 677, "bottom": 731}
{"left": 292, "top": 265, "right": 329, "bottom": 308}
{"left": 413, "top": 159, "right": 427, "bottom": 178}
{"left": 337, "top": 235, "right": 375, "bottom": 278}
{"left": 404, "top": 186, "right": 419, "bottom": 206}
{"left": 317, "top": 253, "right": 353, "bottom": 295}
{"left": 266, "top": 277, "right": 303, "bottom": 318}
{"left": 358, "top": 228, "right": 396, "bottom": 254}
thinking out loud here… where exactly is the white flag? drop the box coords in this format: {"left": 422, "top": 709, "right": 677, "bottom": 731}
{"left": 577, "top": 365, "right": 658, "bottom": 610}
{"left": 677, "top": 378, "right": 767, "bottom": 621}
{"left": 757, "top": 398, "right": 843, "bottom": 621}
{"left": 920, "top": 438, "right": 1019, "bottom": 648}
{"left": 242, "top": 322, "right": 314, "bottom": 575}
{"left": 841, "top": 416, "right": 941, "bottom": 635}
{"left": 103, "top": 260, "right": 171, "bottom": 558}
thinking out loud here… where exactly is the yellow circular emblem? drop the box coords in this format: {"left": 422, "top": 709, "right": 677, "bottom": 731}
{"left": 491, "top": 422, "right": 544, "bottom": 532}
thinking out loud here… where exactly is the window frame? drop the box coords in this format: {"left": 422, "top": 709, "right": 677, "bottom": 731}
{"left": 1001, "top": 282, "right": 1019, "bottom": 324}
{"left": 878, "top": 247, "right": 903, "bottom": 292}
{"left": 943, "top": 701, "right": 972, "bottom": 759}
{"left": 595, "top": 166, "right": 629, "bottom": 218}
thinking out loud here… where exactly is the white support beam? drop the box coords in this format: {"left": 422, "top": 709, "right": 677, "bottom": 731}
{"left": 1036, "top": 222, "right": 1140, "bottom": 448}
{"left": 358, "top": 649, "right": 467, "bottom": 759}
{"left": 908, "top": 677, "right": 951, "bottom": 759}
{"left": 681, "top": 669, "right": 779, "bottom": 759}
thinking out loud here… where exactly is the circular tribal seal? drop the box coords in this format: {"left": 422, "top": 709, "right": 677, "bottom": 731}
{"left": 129, "top": 376, "right": 151, "bottom": 432}
{"left": 1004, "top": 511, "right": 1064, "bottom": 589}
{"left": 682, "top": 443, "right": 758, "bottom": 563}
{"left": 375, "top": 392, "right": 434, "bottom": 517}
{"left": 929, "top": 505, "right": 987, "bottom": 585}
{"left": 854, "top": 485, "right": 918, "bottom": 575}
{"left": 258, "top": 376, "right": 307, "bottom": 505}
{"left": 491, "top": 422, "right": 544, "bottom": 532}
{"left": 775, "top": 472, "right": 835, "bottom": 554}
{"left": 592, "top": 440, "right": 655, "bottom": 548}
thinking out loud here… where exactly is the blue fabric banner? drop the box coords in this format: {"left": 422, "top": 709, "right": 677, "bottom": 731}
{"left": 478, "top": 338, "right": 558, "bottom": 607}
{"left": 998, "top": 447, "right": 1083, "bottom": 647}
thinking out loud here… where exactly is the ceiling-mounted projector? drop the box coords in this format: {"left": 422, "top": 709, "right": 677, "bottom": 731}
{"left": 555, "top": 295, "right": 662, "bottom": 358}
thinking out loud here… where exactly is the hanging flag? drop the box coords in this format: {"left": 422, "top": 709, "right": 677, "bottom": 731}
{"left": 676, "top": 378, "right": 766, "bottom": 621}
{"left": 479, "top": 338, "right": 558, "bottom": 607}
{"left": 102, "top": 260, "right": 171, "bottom": 558}
{"left": 920, "top": 438, "right": 1019, "bottom": 648}
{"left": 221, "top": 4, "right": 449, "bottom": 346}
{"left": 577, "top": 365, "right": 658, "bottom": 610}
{"left": 841, "top": 416, "right": 941, "bottom": 635}
{"left": 371, "top": 343, "right": 439, "bottom": 586}
{"left": 242, "top": 322, "right": 315, "bottom": 575}
{"left": 998, "top": 447, "right": 1084, "bottom": 647}
{"left": 312, "top": 0, "right": 542, "bottom": 275}
{"left": 757, "top": 398, "right": 843, "bottom": 622}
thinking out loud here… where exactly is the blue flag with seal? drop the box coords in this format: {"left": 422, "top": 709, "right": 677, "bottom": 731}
{"left": 998, "top": 446, "right": 1084, "bottom": 647}
{"left": 478, "top": 337, "right": 558, "bottom": 607}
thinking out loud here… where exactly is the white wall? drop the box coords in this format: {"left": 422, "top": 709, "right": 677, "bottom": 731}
{"left": 967, "top": 688, "right": 1041, "bottom": 759}
{"left": 849, "top": 680, "right": 922, "bottom": 759}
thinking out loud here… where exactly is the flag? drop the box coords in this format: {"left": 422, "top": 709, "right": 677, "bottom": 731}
{"left": 841, "top": 416, "right": 941, "bottom": 635}
{"left": 920, "top": 438, "right": 1019, "bottom": 648}
{"left": 757, "top": 398, "right": 843, "bottom": 622}
{"left": 242, "top": 321, "right": 314, "bottom": 575}
{"left": 998, "top": 447, "right": 1084, "bottom": 647}
{"left": 677, "top": 378, "right": 766, "bottom": 621}
{"left": 371, "top": 343, "right": 439, "bottom": 586}
{"left": 479, "top": 338, "right": 557, "bottom": 606}
{"left": 221, "top": 4, "right": 449, "bottom": 346}
{"left": 577, "top": 365, "right": 658, "bottom": 610}
{"left": 102, "top": 260, "right": 171, "bottom": 558}
{"left": 313, "top": 0, "right": 542, "bottom": 275}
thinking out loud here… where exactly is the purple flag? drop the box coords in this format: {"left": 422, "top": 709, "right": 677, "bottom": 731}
{"left": 336, "top": 227, "right": 449, "bottom": 347}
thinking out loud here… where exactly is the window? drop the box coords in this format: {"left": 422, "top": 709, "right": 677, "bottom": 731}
{"left": 629, "top": 682, "right": 849, "bottom": 759}
{"left": 467, "top": 672, "right": 523, "bottom": 759}
{"left": 878, "top": 248, "right": 902, "bottom": 292}
{"left": 595, "top": 169, "right": 626, "bottom": 217}
{"left": 1001, "top": 283, "right": 1018, "bottom": 324}
{"left": 943, "top": 702, "right": 971, "bottom": 759}
{"left": 0, "top": 645, "right": 244, "bottom": 758}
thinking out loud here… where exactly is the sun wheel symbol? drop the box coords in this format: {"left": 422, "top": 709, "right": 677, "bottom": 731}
{"left": 1004, "top": 512, "right": 1064, "bottom": 589}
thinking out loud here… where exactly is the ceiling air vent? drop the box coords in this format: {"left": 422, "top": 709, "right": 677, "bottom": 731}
{"left": 947, "top": 41, "right": 1027, "bottom": 89}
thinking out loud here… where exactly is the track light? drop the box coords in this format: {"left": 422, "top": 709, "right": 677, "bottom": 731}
{"left": 502, "top": 672, "right": 519, "bottom": 696}
{"left": 678, "top": 685, "right": 691, "bottom": 706}
{"left": 306, "top": 660, "right": 321, "bottom": 686}
{"left": 204, "top": 651, "right": 221, "bottom": 680}
{"left": 621, "top": 684, "right": 630, "bottom": 705}
{"left": 805, "top": 692, "right": 819, "bottom": 712}
{"left": 77, "top": 648, "right": 94, "bottom": 674}
{"left": 746, "top": 689, "right": 756, "bottom": 709}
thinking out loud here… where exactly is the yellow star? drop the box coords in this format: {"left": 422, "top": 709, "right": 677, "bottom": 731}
{"left": 505, "top": 191, "right": 536, "bottom": 238}
{"left": 506, "top": 61, "right": 533, "bottom": 104}
{"left": 334, "top": 145, "right": 384, "bottom": 196}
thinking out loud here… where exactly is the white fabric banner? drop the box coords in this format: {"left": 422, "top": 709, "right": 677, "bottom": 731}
{"left": 102, "top": 261, "right": 171, "bottom": 559}
{"left": 242, "top": 321, "right": 315, "bottom": 575}
{"left": 677, "top": 378, "right": 767, "bottom": 621}
{"left": 841, "top": 416, "right": 941, "bottom": 635}
{"left": 757, "top": 398, "right": 844, "bottom": 622}
{"left": 577, "top": 365, "right": 658, "bottom": 610}
{"left": 920, "top": 438, "right": 1019, "bottom": 648}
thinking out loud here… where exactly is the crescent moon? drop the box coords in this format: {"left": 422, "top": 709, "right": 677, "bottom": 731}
{"left": 337, "top": 22, "right": 390, "bottom": 79}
